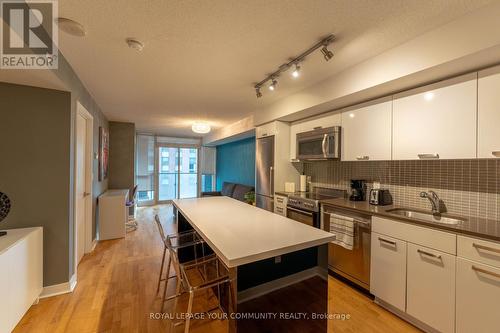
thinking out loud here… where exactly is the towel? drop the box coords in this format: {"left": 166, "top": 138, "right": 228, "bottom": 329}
{"left": 329, "top": 213, "right": 355, "bottom": 250}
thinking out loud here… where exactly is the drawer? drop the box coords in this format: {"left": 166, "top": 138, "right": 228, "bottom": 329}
{"left": 372, "top": 216, "right": 456, "bottom": 254}
{"left": 274, "top": 195, "right": 287, "bottom": 208}
{"left": 458, "top": 235, "right": 500, "bottom": 268}
{"left": 274, "top": 206, "right": 286, "bottom": 217}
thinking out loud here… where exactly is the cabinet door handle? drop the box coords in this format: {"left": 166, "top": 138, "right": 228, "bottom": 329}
{"left": 378, "top": 237, "right": 396, "bottom": 246}
{"left": 418, "top": 153, "right": 440, "bottom": 159}
{"left": 417, "top": 249, "right": 441, "bottom": 259}
{"left": 492, "top": 151, "right": 500, "bottom": 158}
{"left": 356, "top": 156, "right": 369, "bottom": 161}
{"left": 472, "top": 265, "right": 500, "bottom": 279}
{"left": 473, "top": 243, "right": 500, "bottom": 254}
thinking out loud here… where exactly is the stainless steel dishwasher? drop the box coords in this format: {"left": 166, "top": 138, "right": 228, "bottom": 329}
{"left": 321, "top": 205, "right": 372, "bottom": 291}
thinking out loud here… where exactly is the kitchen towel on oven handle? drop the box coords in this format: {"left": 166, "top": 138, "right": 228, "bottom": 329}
{"left": 329, "top": 213, "right": 354, "bottom": 250}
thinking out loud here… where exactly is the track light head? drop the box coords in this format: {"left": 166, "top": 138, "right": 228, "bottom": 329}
{"left": 291, "top": 64, "right": 301, "bottom": 78}
{"left": 269, "top": 78, "right": 278, "bottom": 91}
{"left": 321, "top": 45, "right": 334, "bottom": 61}
{"left": 255, "top": 86, "right": 262, "bottom": 98}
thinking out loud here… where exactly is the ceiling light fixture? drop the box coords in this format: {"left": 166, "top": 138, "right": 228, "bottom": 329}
{"left": 321, "top": 45, "right": 334, "bottom": 61}
{"left": 192, "top": 122, "right": 211, "bottom": 134}
{"left": 268, "top": 78, "right": 278, "bottom": 91}
{"left": 291, "top": 63, "right": 301, "bottom": 78}
{"left": 255, "top": 87, "right": 262, "bottom": 98}
{"left": 253, "top": 34, "right": 334, "bottom": 98}
{"left": 126, "top": 38, "right": 144, "bottom": 52}
{"left": 56, "top": 17, "right": 86, "bottom": 37}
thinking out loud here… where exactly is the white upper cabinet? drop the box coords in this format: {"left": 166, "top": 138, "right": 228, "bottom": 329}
{"left": 341, "top": 98, "right": 392, "bottom": 161}
{"left": 478, "top": 65, "right": 500, "bottom": 158}
{"left": 256, "top": 121, "right": 278, "bottom": 138}
{"left": 289, "top": 113, "right": 341, "bottom": 161}
{"left": 393, "top": 73, "right": 477, "bottom": 160}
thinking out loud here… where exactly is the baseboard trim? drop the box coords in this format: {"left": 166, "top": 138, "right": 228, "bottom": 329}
{"left": 39, "top": 273, "right": 77, "bottom": 299}
{"left": 237, "top": 266, "right": 324, "bottom": 304}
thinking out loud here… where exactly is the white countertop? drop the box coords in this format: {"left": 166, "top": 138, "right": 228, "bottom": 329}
{"left": 172, "top": 196, "right": 335, "bottom": 268}
{"left": 99, "top": 189, "right": 129, "bottom": 198}
{"left": 0, "top": 227, "right": 43, "bottom": 255}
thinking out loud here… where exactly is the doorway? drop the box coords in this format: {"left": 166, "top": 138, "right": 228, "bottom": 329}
{"left": 157, "top": 146, "right": 199, "bottom": 203}
{"left": 74, "top": 102, "right": 93, "bottom": 269}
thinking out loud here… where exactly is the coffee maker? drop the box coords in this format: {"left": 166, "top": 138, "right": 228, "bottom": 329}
{"left": 349, "top": 180, "right": 366, "bottom": 201}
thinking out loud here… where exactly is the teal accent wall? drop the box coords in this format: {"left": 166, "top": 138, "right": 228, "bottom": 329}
{"left": 216, "top": 137, "right": 255, "bottom": 190}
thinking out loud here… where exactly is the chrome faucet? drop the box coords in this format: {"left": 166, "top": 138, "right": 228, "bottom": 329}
{"left": 420, "top": 191, "right": 442, "bottom": 214}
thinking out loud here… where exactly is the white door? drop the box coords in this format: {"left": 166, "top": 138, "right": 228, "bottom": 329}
{"left": 392, "top": 73, "right": 477, "bottom": 160}
{"left": 478, "top": 65, "right": 500, "bottom": 158}
{"left": 407, "top": 243, "right": 456, "bottom": 333}
{"left": 370, "top": 232, "right": 407, "bottom": 311}
{"left": 341, "top": 99, "right": 392, "bottom": 161}
{"left": 456, "top": 257, "right": 500, "bottom": 333}
{"left": 75, "top": 114, "right": 87, "bottom": 265}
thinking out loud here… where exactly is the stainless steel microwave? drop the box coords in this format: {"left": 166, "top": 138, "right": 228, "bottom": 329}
{"left": 296, "top": 126, "right": 341, "bottom": 160}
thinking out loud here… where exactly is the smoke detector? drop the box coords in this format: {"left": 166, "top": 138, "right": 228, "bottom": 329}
{"left": 56, "top": 18, "right": 86, "bottom": 37}
{"left": 126, "top": 38, "right": 144, "bottom": 52}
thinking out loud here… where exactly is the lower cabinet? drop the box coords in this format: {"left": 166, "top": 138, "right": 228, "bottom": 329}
{"left": 370, "top": 232, "right": 407, "bottom": 312}
{"left": 371, "top": 218, "right": 500, "bottom": 333}
{"left": 406, "top": 243, "right": 456, "bottom": 333}
{"left": 456, "top": 258, "right": 500, "bottom": 333}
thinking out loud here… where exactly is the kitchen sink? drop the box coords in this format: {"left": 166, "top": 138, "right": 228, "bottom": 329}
{"left": 385, "top": 208, "right": 465, "bottom": 225}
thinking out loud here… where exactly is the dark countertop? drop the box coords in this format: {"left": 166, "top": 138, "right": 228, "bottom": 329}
{"left": 275, "top": 191, "right": 295, "bottom": 197}
{"left": 320, "top": 198, "right": 500, "bottom": 242}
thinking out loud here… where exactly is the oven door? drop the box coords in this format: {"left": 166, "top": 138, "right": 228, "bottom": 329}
{"left": 286, "top": 206, "right": 319, "bottom": 228}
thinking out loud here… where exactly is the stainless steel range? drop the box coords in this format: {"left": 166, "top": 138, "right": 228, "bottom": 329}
{"left": 286, "top": 188, "right": 345, "bottom": 228}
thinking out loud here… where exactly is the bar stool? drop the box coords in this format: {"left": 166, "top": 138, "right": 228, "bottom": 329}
{"left": 154, "top": 214, "right": 206, "bottom": 311}
{"left": 171, "top": 255, "right": 235, "bottom": 333}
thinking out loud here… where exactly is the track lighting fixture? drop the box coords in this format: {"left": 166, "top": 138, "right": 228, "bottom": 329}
{"left": 255, "top": 87, "right": 262, "bottom": 98}
{"left": 321, "top": 45, "right": 334, "bottom": 61}
{"left": 269, "top": 78, "right": 278, "bottom": 91}
{"left": 253, "top": 34, "right": 334, "bottom": 98}
{"left": 291, "top": 64, "right": 301, "bottom": 78}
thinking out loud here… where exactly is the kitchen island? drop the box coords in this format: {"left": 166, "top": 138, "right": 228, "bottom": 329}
{"left": 172, "top": 196, "right": 335, "bottom": 333}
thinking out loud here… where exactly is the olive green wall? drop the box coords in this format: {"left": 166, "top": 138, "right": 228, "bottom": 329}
{"left": 109, "top": 122, "right": 136, "bottom": 193}
{"left": 0, "top": 82, "right": 73, "bottom": 286}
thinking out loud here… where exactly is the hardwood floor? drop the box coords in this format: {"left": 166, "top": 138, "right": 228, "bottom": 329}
{"left": 14, "top": 205, "right": 421, "bottom": 333}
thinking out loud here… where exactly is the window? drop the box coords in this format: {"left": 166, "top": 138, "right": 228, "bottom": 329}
{"left": 189, "top": 157, "right": 196, "bottom": 172}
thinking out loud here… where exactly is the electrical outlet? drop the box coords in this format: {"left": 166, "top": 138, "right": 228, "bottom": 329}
{"left": 274, "top": 256, "right": 281, "bottom": 264}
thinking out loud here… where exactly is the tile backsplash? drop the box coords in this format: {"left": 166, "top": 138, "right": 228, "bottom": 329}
{"left": 303, "top": 159, "right": 500, "bottom": 220}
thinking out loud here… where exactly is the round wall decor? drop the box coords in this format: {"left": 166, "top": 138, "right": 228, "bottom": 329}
{"left": 0, "top": 192, "right": 11, "bottom": 222}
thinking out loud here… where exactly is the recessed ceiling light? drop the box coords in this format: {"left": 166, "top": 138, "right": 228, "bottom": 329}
{"left": 56, "top": 18, "right": 86, "bottom": 37}
{"left": 192, "top": 122, "right": 211, "bottom": 134}
{"left": 126, "top": 38, "right": 144, "bottom": 52}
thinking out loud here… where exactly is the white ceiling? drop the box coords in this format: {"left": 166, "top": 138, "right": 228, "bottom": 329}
{"left": 32, "top": 1, "right": 499, "bottom": 136}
